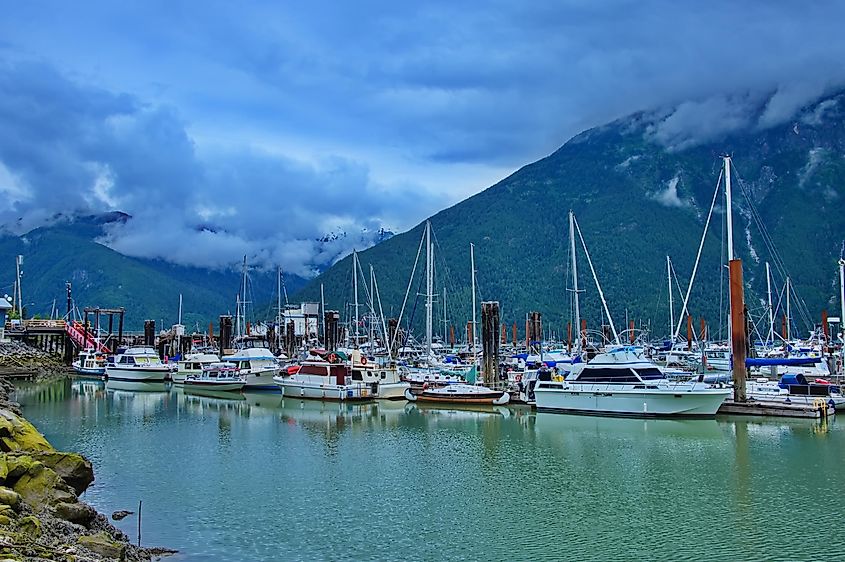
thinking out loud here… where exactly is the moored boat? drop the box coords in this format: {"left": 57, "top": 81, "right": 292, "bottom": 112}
{"left": 105, "top": 347, "right": 171, "bottom": 382}
{"left": 273, "top": 353, "right": 374, "bottom": 401}
{"left": 222, "top": 346, "right": 280, "bottom": 390}
{"left": 534, "top": 346, "right": 729, "bottom": 417}
{"left": 183, "top": 362, "right": 246, "bottom": 392}
{"left": 72, "top": 349, "right": 107, "bottom": 378}
{"left": 173, "top": 352, "right": 221, "bottom": 383}
{"left": 404, "top": 383, "right": 510, "bottom": 405}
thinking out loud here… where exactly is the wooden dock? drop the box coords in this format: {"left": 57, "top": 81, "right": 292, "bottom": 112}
{"left": 718, "top": 399, "right": 834, "bottom": 419}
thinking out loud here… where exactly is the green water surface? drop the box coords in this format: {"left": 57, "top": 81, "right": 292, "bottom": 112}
{"left": 14, "top": 378, "right": 843, "bottom": 561}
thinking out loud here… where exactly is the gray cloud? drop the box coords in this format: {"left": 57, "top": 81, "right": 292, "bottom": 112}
{"left": 2, "top": 1, "right": 845, "bottom": 269}
{"left": 0, "top": 60, "right": 441, "bottom": 275}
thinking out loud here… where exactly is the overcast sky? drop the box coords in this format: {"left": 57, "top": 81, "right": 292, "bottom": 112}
{"left": 1, "top": 1, "right": 844, "bottom": 275}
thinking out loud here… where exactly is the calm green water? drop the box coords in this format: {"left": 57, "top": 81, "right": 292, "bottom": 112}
{"left": 14, "top": 378, "right": 843, "bottom": 561}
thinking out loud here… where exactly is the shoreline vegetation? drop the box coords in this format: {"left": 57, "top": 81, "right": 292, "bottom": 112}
{"left": 0, "top": 341, "right": 171, "bottom": 561}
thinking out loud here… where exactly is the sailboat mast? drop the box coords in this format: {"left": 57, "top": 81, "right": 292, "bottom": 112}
{"left": 667, "top": 256, "right": 674, "bottom": 341}
{"left": 839, "top": 258, "right": 845, "bottom": 372}
{"left": 320, "top": 283, "right": 325, "bottom": 346}
{"left": 177, "top": 293, "right": 183, "bottom": 353}
{"left": 786, "top": 276, "right": 792, "bottom": 341}
{"left": 425, "top": 221, "right": 433, "bottom": 358}
{"left": 724, "top": 156, "right": 734, "bottom": 262}
{"left": 443, "top": 286, "right": 447, "bottom": 345}
{"left": 277, "top": 267, "right": 283, "bottom": 351}
{"left": 569, "top": 211, "right": 581, "bottom": 353}
{"left": 352, "top": 250, "right": 359, "bottom": 348}
{"left": 470, "top": 242, "right": 477, "bottom": 358}
{"left": 369, "top": 265, "right": 375, "bottom": 351}
{"left": 766, "top": 262, "right": 774, "bottom": 345}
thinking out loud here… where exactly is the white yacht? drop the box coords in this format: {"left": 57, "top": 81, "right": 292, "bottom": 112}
{"left": 273, "top": 355, "right": 374, "bottom": 401}
{"left": 105, "top": 347, "right": 172, "bottom": 382}
{"left": 222, "top": 347, "right": 280, "bottom": 390}
{"left": 534, "top": 346, "right": 730, "bottom": 417}
{"left": 72, "top": 349, "right": 108, "bottom": 378}
{"left": 702, "top": 344, "right": 732, "bottom": 371}
{"left": 173, "top": 352, "right": 220, "bottom": 383}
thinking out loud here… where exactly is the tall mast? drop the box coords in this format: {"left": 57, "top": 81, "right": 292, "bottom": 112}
{"left": 14, "top": 255, "right": 22, "bottom": 318}
{"left": 569, "top": 211, "right": 581, "bottom": 353}
{"left": 724, "top": 156, "right": 734, "bottom": 262}
{"left": 786, "top": 276, "right": 791, "bottom": 341}
{"left": 352, "top": 250, "right": 359, "bottom": 348}
{"left": 667, "top": 256, "right": 674, "bottom": 341}
{"left": 766, "top": 262, "right": 774, "bottom": 345}
{"left": 320, "top": 283, "right": 325, "bottom": 346}
{"left": 443, "top": 286, "right": 447, "bottom": 344}
{"left": 425, "top": 221, "right": 433, "bottom": 358}
{"left": 839, "top": 258, "right": 845, "bottom": 373}
{"left": 277, "top": 267, "right": 283, "bottom": 351}
{"left": 470, "top": 242, "right": 478, "bottom": 359}
{"left": 369, "top": 265, "right": 375, "bottom": 351}
{"left": 177, "top": 293, "right": 183, "bottom": 352}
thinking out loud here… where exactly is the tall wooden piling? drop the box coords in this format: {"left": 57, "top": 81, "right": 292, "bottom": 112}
{"left": 730, "top": 259, "right": 747, "bottom": 402}
{"left": 511, "top": 323, "right": 517, "bottom": 347}
{"left": 143, "top": 320, "right": 155, "bottom": 347}
{"left": 629, "top": 321, "right": 635, "bottom": 344}
{"left": 481, "top": 302, "right": 500, "bottom": 386}
{"left": 218, "top": 315, "right": 233, "bottom": 354}
{"left": 324, "top": 311, "right": 340, "bottom": 352}
{"left": 822, "top": 310, "right": 829, "bottom": 354}
{"left": 686, "top": 315, "right": 693, "bottom": 350}
{"left": 500, "top": 323, "right": 506, "bottom": 345}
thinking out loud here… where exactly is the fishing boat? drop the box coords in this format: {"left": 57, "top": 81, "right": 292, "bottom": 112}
{"left": 345, "top": 350, "right": 410, "bottom": 400}
{"left": 404, "top": 383, "right": 510, "bottom": 405}
{"left": 105, "top": 347, "right": 171, "bottom": 382}
{"left": 173, "top": 352, "right": 220, "bottom": 383}
{"left": 273, "top": 353, "right": 374, "bottom": 401}
{"left": 534, "top": 346, "right": 729, "bottom": 417}
{"left": 183, "top": 362, "right": 246, "bottom": 392}
{"left": 72, "top": 349, "right": 108, "bottom": 378}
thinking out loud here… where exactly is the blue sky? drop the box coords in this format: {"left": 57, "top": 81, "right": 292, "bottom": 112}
{"left": 1, "top": 1, "right": 844, "bottom": 274}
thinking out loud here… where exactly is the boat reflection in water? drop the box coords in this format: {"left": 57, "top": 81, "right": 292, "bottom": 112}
{"left": 105, "top": 380, "right": 169, "bottom": 393}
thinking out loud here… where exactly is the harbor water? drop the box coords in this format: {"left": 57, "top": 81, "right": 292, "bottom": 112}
{"left": 15, "top": 378, "right": 844, "bottom": 561}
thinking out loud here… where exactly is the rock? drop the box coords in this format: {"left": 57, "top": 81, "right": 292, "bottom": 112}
{"left": 55, "top": 501, "right": 96, "bottom": 525}
{"left": 0, "top": 487, "right": 20, "bottom": 508}
{"left": 18, "top": 515, "right": 41, "bottom": 539}
{"left": 12, "top": 463, "right": 76, "bottom": 508}
{"left": 111, "top": 510, "right": 134, "bottom": 521}
{"left": 4, "top": 455, "right": 33, "bottom": 480}
{"left": 0, "top": 514, "right": 10, "bottom": 526}
{"left": 77, "top": 531, "right": 126, "bottom": 560}
{"left": 33, "top": 452, "right": 94, "bottom": 495}
{"left": 0, "top": 410, "right": 53, "bottom": 453}
{"left": 0, "top": 456, "right": 8, "bottom": 482}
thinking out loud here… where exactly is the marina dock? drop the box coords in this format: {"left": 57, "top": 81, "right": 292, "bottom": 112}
{"left": 718, "top": 398, "right": 834, "bottom": 419}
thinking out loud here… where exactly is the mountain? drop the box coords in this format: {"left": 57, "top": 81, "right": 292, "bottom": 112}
{"left": 0, "top": 214, "right": 309, "bottom": 330}
{"left": 295, "top": 92, "right": 845, "bottom": 342}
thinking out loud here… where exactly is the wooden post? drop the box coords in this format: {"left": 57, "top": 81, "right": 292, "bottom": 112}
{"left": 466, "top": 321, "right": 472, "bottom": 349}
{"left": 501, "top": 323, "right": 506, "bottom": 345}
{"left": 781, "top": 315, "right": 787, "bottom": 350}
{"left": 449, "top": 324, "right": 455, "bottom": 347}
{"left": 821, "top": 310, "right": 829, "bottom": 354}
{"left": 524, "top": 318, "right": 529, "bottom": 352}
{"left": 700, "top": 317, "right": 706, "bottom": 341}
{"left": 481, "top": 302, "right": 500, "bottom": 386}
{"left": 686, "top": 315, "right": 692, "bottom": 351}
{"left": 730, "top": 259, "right": 747, "bottom": 402}
{"left": 629, "top": 320, "right": 635, "bottom": 344}
{"left": 580, "top": 318, "right": 587, "bottom": 349}
{"left": 511, "top": 323, "right": 517, "bottom": 347}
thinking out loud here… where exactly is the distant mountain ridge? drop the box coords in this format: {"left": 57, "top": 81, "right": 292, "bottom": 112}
{"left": 0, "top": 212, "right": 392, "bottom": 329}
{"left": 294, "top": 90, "right": 845, "bottom": 341}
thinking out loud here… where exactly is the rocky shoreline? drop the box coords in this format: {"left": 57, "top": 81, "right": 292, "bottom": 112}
{"left": 0, "top": 342, "right": 169, "bottom": 561}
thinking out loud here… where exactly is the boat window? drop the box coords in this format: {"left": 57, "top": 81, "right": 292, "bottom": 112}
{"left": 380, "top": 372, "right": 386, "bottom": 379}
{"left": 633, "top": 368, "right": 664, "bottom": 380}
{"left": 351, "top": 370, "right": 363, "bottom": 381}
{"left": 575, "top": 368, "right": 640, "bottom": 383}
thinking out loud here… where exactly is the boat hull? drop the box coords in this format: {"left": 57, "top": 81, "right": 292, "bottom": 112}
{"left": 183, "top": 381, "right": 245, "bottom": 392}
{"left": 534, "top": 386, "right": 729, "bottom": 417}
{"left": 105, "top": 366, "right": 171, "bottom": 382}
{"left": 243, "top": 370, "right": 280, "bottom": 391}
{"left": 274, "top": 378, "right": 374, "bottom": 401}
{"left": 404, "top": 388, "right": 510, "bottom": 405}
{"left": 375, "top": 381, "right": 411, "bottom": 400}
{"left": 72, "top": 366, "right": 106, "bottom": 378}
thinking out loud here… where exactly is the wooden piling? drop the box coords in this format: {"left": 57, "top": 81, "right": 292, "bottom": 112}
{"left": 481, "top": 302, "right": 500, "bottom": 386}
{"left": 686, "top": 315, "right": 692, "bottom": 351}
{"left": 822, "top": 310, "right": 829, "bottom": 354}
{"left": 730, "top": 259, "right": 747, "bottom": 402}
{"left": 629, "top": 320, "right": 635, "bottom": 344}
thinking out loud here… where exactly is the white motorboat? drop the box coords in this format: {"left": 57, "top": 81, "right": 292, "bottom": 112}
{"left": 173, "top": 352, "right": 220, "bottom": 383}
{"left": 345, "top": 350, "right": 410, "bottom": 400}
{"left": 745, "top": 375, "right": 843, "bottom": 408}
{"left": 404, "top": 383, "right": 510, "bottom": 405}
{"left": 105, "top": 347, "right": 171, "bottom": 382}
{"left": 534, "top": 346, "right": 730, "bottom": 417}
{"left": 222, "top": 347, "right": 280, "bottom": 390}
{"left": 702, "top": 344, "right": 732, "bottom": 371}
{"left": 273, "top": 356, "right": 374, "bottom": 401}
{"left": 72, "top": 349, "right": 107, "bottom": 378}
{"left": 183, "top": 362, "right": 246, "bottom": 392}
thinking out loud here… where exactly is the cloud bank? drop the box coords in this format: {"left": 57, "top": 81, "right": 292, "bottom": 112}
{"left": 1, "top": 1, "right": 845, "bottom": 272}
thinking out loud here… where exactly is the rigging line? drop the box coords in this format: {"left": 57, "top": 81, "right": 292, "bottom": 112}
{"left": 573, "top": 216, "right": 619, "bottom": 343}
{"left": 674, "top": 167, "right": 723, "bottom": 340}
{"left": 429, "top": 226, "right": 471, "bottom": 325}
{"left": 731, "top": 161, "right": 813, "bottom": 329}
{"left": 390, "top": 228, "right": 426, "bottom": 352}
